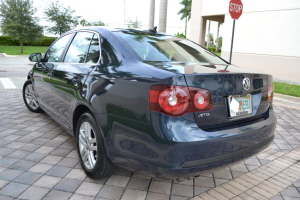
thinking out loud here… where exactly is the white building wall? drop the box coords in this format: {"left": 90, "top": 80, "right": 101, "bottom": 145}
{"left": 222, "top": 3, "right": 300, "bottom": 57}
{"left": 202, "top": 0, "right": 300, "bottom": 16}
{"left": 201, "top": 0, "right": 228, "bottom": 16}
{"left": 189, "top": 0, "right": 204, "bottom": 43}
{"left": 190, "top": 0, "right": 300, "bottom": 82}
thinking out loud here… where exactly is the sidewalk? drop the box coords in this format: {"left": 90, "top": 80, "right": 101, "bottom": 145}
{"left": 0, "top": 90, "right": 300, "bottom": 200}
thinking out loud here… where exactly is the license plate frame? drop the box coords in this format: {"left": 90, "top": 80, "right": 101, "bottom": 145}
{"left": 228, "top": 94, "right": 252, "bottom": 117}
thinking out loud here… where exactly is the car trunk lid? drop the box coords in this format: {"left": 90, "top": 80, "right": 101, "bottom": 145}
{"left": 183, "top": 63, "right": 272, "bottom": 131}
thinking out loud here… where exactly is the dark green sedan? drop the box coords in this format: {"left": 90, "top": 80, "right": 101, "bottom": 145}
{"left": 23, "top": 27, "right": 276, "bottom": 180}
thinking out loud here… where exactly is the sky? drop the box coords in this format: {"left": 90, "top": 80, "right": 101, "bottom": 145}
{"left": 32, "top": 0, "right": 221, "bottom": 40}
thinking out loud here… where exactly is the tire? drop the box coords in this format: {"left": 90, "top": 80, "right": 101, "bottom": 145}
{"left": 76, "top": 112, "right": 115, "bottom": 179}
{"left": 23, "top": 80, "right": 43, "bottom": 113}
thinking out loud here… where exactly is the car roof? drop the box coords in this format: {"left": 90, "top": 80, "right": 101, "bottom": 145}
{"left": 65, "top": 26, "right": 173, "bottom": 37}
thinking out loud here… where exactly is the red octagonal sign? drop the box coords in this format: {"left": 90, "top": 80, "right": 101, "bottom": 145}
{"left": 229, "top": 0, "right": 243, "bottom": 20}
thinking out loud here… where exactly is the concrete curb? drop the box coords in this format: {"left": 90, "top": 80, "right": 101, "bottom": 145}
{"left": 0, "top": 53, "right": 28, "bottom": 58}
{"left": 274, "top": 93, "right": 300, "bottom": 104}
{"left": 274, "top": 93, "right": 300, "bottom": 109}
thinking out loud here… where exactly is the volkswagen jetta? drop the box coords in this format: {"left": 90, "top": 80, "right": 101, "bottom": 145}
{"left": 23, "top": 27, "right": 276, "bottom": 180}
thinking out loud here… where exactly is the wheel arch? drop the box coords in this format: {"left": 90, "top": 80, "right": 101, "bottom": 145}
{"left": 28, "top": 69, "right": 34, "bottom": 81}
{"left": 72, "top": 104, "right": 104, "bottom": 139}
{"left": 73, "top": 105, "right": 91, "bottom": 137}
{"left": 73, "top": 104, "right": 116, "bottom": 178}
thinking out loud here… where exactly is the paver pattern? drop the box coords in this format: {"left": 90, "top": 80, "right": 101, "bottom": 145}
{"left": 1, "top": 55, "right": 300, "bottom": 199}
{"left": 1, "top": 90, "right": 300, "bottom": 200}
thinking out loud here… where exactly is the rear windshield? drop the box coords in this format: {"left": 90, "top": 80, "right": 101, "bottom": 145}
{"left": 114, "top": 31, "right": 227, "bottom": 65}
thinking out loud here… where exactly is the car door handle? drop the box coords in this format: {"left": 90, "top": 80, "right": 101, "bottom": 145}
{"left": 72, "top": 78, "right": 81, "bottom": 86}
{"left": 36, "top": 66, "right": 43, "bottom": 71}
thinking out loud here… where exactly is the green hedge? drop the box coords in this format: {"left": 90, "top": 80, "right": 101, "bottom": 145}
{"left": 208, "top": 47, "right": 216, "bottom": 52}
{"left": 174, "top": 32, "right": 186, "bottom": 38}
{"left": 0, "top": 36, "right": 57, "bottom": 46}
{"left": 208, "top": 47, "right": 222, "bottom": 53}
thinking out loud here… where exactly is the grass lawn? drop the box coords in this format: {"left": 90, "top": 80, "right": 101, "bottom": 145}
{"left": 0, "top": 45, "right": 48, "bottom": 55}
{"left": 214, "top": 52, "right": 221, "bottom": 57}
{"left": 274, "top": 82, "right": 300, "bottom": 97}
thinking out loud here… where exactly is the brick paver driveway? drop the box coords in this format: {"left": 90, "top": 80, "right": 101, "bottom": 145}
{"left": 1, "top": 55, "right": 300, "bottom": 199}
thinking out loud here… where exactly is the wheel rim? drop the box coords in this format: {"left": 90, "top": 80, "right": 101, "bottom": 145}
{"left": 79, "top": 121, "right": 98, "bottom": 170}
{"left": 25, "top": 83, "right": 39, "bottom": 110}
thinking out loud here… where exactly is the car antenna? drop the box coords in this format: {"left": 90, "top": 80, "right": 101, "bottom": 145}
{"left": 149, "top": 26, "right": 157, "bottom": 34}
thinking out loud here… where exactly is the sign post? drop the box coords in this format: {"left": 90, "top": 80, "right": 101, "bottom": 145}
{"left": 229, "top": 0, "right": 243, "bottom": 63}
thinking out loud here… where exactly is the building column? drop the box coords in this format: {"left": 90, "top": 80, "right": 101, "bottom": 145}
{"left": 159, "top": 0, "right": 168, "bottom": 33}
{"left": 207, "top": 20, "right": 211, "bottom": 48}
{"left": 216, "top": 22, "right": 221, "bottom": 51}
{"left": 200, "top": 18, "right": 207, "bottom": 46}
{"left": 189, "top": 0, "right": 204, "bottom": 43}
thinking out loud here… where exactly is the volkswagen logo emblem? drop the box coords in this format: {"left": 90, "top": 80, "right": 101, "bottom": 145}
{"left": 242, "top": 77, "right": 251, "bottom": 91}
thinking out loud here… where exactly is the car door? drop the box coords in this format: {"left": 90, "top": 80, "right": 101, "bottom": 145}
{"left": 33, "top": 34, "right": 73, "bottom": 113}
{"left": 51, "top": 31, "right": 100, "bottom": 127}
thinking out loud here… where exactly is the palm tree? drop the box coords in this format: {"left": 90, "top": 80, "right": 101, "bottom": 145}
{"left": 159, "top": 0, "right": 168, "bottom": 33}
{"left": 149, "top": 0, "right": 155, "bottom": 29}
{"left": 177, "top": 0, "right": 192, "bottom": 36}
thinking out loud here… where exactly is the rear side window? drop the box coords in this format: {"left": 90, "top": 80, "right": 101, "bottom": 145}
{"left": 86, "top": 34, "right": 100, "bottom": 64}
{"left": 64, "top": 32, "right": 94, "bottom": 63}
{"left": 44, "top": 34, "right": 72, "bottom": 62}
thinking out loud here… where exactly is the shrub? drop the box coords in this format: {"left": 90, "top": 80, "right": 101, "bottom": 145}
{"left": 0, "top": 36, "right": 19, "bottom": 45}
{"left": 0, "top": 36, "right": 57, "bottom": 46}
{"left": 28, "top": 37, "right": 57, "bottom": 46}
{"left": 174, "top": 32, "right": 186, "bottom": 38}
{"left": 208, "top": 47, "right": 216, "bottom": 52}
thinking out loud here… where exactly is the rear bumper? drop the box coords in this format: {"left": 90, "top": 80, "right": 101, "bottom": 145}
{"left": 103, "top": 108, "right": 276, "bottom": 179}
{"left": 181, "top": 135, "right": 273, "bottom": 168}
{"left": 151, "top": 136, "right": 273, "bottom": 179}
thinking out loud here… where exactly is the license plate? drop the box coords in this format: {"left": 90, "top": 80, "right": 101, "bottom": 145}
{"left": 228, "top": 94, "right": 252, "bottom": 117}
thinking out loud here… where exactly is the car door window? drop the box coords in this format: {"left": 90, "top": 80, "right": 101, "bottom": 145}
{"left": 86, "top": 34, "right": 100, "bottom": 64}
{"left": 44, "top": 34, "right": 72, "bottom": 62}
{"left": 64, "top": 32, "right": 94, "bottom": 63}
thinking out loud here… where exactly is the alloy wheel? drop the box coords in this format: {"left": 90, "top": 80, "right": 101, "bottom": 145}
{"left": 24, "top": 83, "right": 39, "bottom": 110}
{"left": 78, "top": 122, "right": 98, "bottom": 169}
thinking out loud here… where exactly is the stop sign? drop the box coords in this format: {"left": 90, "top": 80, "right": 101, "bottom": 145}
{"left": 229, "top": 0, "right": 243, "bottom": 20}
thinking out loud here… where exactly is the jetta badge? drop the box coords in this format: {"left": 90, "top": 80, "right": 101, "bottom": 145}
{"left": 242, "top": 77, "right": 251, "bottom": 91}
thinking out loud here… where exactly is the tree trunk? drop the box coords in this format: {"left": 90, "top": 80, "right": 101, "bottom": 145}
{"left": 149, "top": 0, "right": 155, "bottom": 29}
{"left": 159, "top": 0, "right": 168, "bottom": 33}
{"left": 185, "top": 17, "right": 187, "bottom": 37}
{"left": 20, "top": 40, "right": 24, "bottom": 54}
{"left": 124, "top": 0, "right": 126, "bottom": 28}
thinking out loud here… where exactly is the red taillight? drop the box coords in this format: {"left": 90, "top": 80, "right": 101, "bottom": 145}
{"left": 267, "top": 84, "right": 274, "bottom": 102}
{"left": 149, "top": 85, "right": 213, "bottom": 116}
{"left": 192, "top": 89, "right": 213, "bottom": 111}
{"left": 158, "top": 88, "right": 189, "bottom": 115}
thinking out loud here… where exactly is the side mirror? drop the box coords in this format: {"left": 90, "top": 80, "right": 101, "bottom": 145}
{"left": 29, "top": 53, "right": 42, "bottom": 62}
